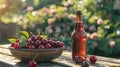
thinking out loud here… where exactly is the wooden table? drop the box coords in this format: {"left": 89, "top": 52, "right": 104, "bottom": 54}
{"left": 0, "top": 44, "right": 120, "bottom": 67}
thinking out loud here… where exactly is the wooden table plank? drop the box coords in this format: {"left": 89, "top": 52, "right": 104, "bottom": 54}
{"left": 60, "top": 51, "right": 120, "bottom": 66}
{"left": 0, "top": 44, "right": 120, "bottom": 67}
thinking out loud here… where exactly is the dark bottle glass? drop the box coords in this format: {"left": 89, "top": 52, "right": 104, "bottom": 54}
{"left": 72, "top": 11, "right": 87, "bottom": 63}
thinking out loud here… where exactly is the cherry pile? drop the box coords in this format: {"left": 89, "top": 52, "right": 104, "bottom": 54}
{"left": 10, "top": 35, "right": 64, "bottom": 49}
{"left": 74, "top": 55, "right": 97, "bottom": 67}
{"left": 10, "top": 39, "right": 20, "bottom": 49}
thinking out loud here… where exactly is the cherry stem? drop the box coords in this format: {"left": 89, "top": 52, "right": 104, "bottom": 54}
{"left": 33, "top": 53, "right": 39, "bottom": 60}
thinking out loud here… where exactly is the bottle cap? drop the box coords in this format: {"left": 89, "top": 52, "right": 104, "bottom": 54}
{"left": 76, "top": 11, "right": 82, "bottom": 15}
{"left": 75, "top": 11, "right": 82, "bottom": 23}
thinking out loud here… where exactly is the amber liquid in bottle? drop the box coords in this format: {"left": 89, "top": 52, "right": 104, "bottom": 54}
{"left": 72, "top": 11, "right": 87, "bottom": 63}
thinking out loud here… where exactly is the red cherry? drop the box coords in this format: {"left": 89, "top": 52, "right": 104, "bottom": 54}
{"left": 30, "top": 41, "right": 35, "bottom": 45}
{"left": 29, "top": 60, "right": 37, "bottom": 67}
{"left": 31, "top": 35, "right": 37, "bottom": 41}
{"left": 10, "top": 43, "right": 15, "bottom": 47}
{"left": 27, "top": 38, "right": 32, "bottom": 44}
{"left": 13, "top": 43, "right": 20, "bottom": 49}
{"left": 16, "top": 39, "right": 20, "bottom": 43}
{"left": 89, "top": 55, "right": 97, "bottom": 63}
{"left": 35, "top": 40, "right": 41, "bottom": 46}
{"left": 42, "top": 39, "right": 48, "bottom": 45}
{"left": 38, "top": 45, "right": 45, "bottom": 49}
{"left": 28, "top": 45, "right": 35, "bottom": 49}
{"left": 16, "top": 39, "right": 20, "bottom": 45}
{"left": 45, "top": 44, "right": 52, "bottom": 49}
{"left": 37, "top": 35, "right": 42, "bottom": 40}
{"left": 55, "top": 41, "right": 60, "bottom": 48}
{"left": 59, "top": 42, "right": 64, "bottom": 47}
{"left": 56, "top": 41, "right": 60, "bottom": 44}
{"left": 53, "top": 41, "right": 58, "bottom": 48}
{"left": 49, "top": 40, "right": 55, "bottom": 45}
{"left": 73, "top": 56, "right": 83, "bottom": 64}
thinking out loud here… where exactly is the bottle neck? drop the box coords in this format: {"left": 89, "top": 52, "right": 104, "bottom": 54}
{"left": 75, "top": 11, "right": 83, "bottom": 31}
{"left": 75, "top": 22, "right": 83, "bottom": 31}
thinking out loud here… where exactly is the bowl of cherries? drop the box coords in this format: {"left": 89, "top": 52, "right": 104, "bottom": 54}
{"left": 8, "top": 31, "right": 64, "bottom": 62}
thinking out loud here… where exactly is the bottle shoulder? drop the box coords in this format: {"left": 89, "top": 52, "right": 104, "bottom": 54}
{"left": 72, "top": 30, "right": 87, "bottom": 38}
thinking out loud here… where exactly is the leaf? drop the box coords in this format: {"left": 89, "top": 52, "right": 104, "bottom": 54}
{"left": 40, "top": 35, "right": 48, "bottom": 39}
{"left": 8, "top": 38, "right": 16, "bottom": 43}
{"left": 20, "top": 31, "right": 29, "bottom": 39}
{"left": 20, "top": 35, "right": 26, "bottom": 47}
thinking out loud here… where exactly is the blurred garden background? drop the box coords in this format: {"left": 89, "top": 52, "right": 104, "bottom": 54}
{"left": 0, "top": 0, "right": 120, "bottom": 58}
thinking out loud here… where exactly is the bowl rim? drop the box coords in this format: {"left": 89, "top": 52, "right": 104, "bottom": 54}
{"left": 9, "top": 46, "right": 64, "bottom": 51}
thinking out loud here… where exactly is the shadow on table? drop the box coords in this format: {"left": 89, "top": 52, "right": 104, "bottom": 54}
{"left": 50, "top": 61, "right": 72, "bottom": 67}
{"left": 15, "top": 61, "right": 72, "bottom": 67}
{"left": 91, "top": 63, "right": 105, "bottom": 67}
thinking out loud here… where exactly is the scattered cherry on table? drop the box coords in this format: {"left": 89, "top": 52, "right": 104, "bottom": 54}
{"left": 29, "top": 60, "right": 37, "bottom": 67}
{"left": 89, "top": 55, "right": 97, "bottom": 63}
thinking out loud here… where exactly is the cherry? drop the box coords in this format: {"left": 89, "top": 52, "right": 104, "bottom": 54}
{"left": 30, "top": 41, "right": 35, "bottom": 45}
{"left": 53, "top": 41, "right": 58, "bottom": 48}
{"left": 38, "top": 45, "right": 45, "bottom": 49}
{"left": 16, "top": 39, "right": 20, "bottom": 43}
{"left": 27, "top": 38, "right": 32, "bottom": 44}
{"left": 35, "top": 40, "right": 41, "bottom": 46}
{"left": 16, "top": 39, "right": 20, "bottom": 45}
{"left": 42, "top": 39, "right": 48, "bottom": 45}
{"left": 45, "top": 44, "right": 52, "bottom": 49}
{"left": 73, "top": 56, "right": 82, "bottom": 64}
{"left": 28, "top": 45, "right": 35, "bottom": 49}
{"left": 29, "top": 60, "right": 37, "bottom": 67}
{"left": 56, "top": 41, "right": 60, "bottom": 44}
{"left": 55, "top": 41, "right": 61, "bottom": 48}
{"left": 37, "top": 35, "right": 42, "bottom": 40}
{"left": 89, "top": 55, "right": 97, "bottom": 63}
{"left": 81, "top": 61, "right": 89, "bottom": 67}
{"left": 59, "top": 42, "right": 64, "bottom": 47}
{"left": 31, "top": 35, "right": 37, "bottom": 41}
{"left": 10, "top": 43, "right": 15, "bottom": 47}
{"left": 48, "top": 40, "right": 55, "bottom": 45}
{"left": 13, "top": 43, "right": 20, "bottom": 49}
{"left": 48, "top": 40, "right": 52, "bottom": 43}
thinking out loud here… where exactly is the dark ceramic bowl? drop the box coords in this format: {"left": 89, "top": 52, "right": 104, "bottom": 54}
{"left": 9, "top": 47, "right": 64, "bottom": 62}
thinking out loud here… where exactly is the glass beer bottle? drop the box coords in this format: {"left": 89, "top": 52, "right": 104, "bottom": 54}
{"left": 72, "top": 11, "right": 87, "bottom": 63}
